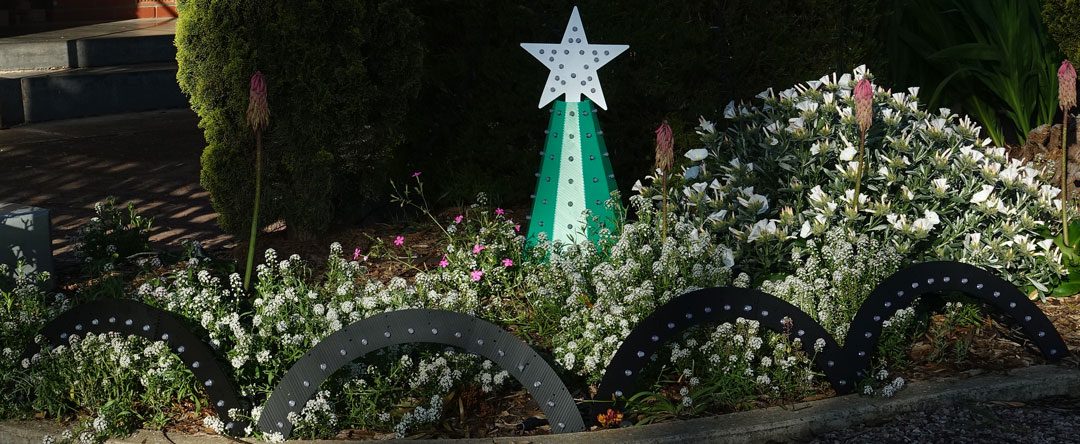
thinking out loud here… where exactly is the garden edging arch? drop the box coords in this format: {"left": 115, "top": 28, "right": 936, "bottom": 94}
{"left": 21, "top": 298, "right": 249, "bottom": 435}
{"left": 257, "top": 309, "right": 585, "bottom": 439}
{"left": 593, "top": 261, "right": 1069, "bottom": 417}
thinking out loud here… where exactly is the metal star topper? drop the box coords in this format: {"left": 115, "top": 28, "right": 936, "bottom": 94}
{"left": 521, "top": 6, "right": 628, "bottom": 110}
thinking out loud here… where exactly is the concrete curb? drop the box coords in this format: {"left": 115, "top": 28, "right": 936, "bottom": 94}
{"left": 2, "top": 364, "right": 1078, "bottom": 444}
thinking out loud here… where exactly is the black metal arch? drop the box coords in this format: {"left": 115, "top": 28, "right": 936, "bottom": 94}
{"left": 592, "top": 287, "right": 855, "bottom": 417}
{"left": 842, "top": 261, "right": 1069, "bottom": 381}
{"left": 20, "top": 298, "right": 248, "bottom": 435}
{"left": 257, "top": 309, "right": 585, "bottom": 439}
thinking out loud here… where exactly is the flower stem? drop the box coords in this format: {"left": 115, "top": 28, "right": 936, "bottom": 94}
{"left": 854, "top": 129, "right": 867, "bottom": 212}
{"left": 1064, "top": 112, "right": 1071, "bottom": 247}
{"left": 661, "top": 173, "right": 669, "bottom": 239}
{"left": 244, "top": 129, "right": 263, "bottom": 291}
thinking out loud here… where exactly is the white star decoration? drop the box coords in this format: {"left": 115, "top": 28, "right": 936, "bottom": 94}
{"left": 521, "top": 7, "right": 628, "bottom": 110}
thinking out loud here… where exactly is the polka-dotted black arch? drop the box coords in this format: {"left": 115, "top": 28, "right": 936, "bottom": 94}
{"left": 842, "top": 261, "right": 1069, "bottom": 382}
{"left": 592, "top": 287, "right": 854, "bottom": 418}
{"left": 20, "top": 298, "right": 248, "bottom": 435}
{"left": 257, "top": 309, "right": 584, "bottom": 439}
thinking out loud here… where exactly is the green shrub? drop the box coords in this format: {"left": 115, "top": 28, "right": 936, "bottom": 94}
{"left": 175, "top": 0, "right": 423, "bottom": 237}
{"left": 1043, "top": 0, "right": 1080, "bottom": 64}
{"left": 643, "top": 65, "right": 1068, "bottom": 296}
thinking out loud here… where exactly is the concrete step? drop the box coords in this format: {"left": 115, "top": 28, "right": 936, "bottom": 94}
{"left": 0, "top": 18, "right": 176, "bottom": 70}
{"left": 0, "top": 62, "right": 186, "bottom": 126}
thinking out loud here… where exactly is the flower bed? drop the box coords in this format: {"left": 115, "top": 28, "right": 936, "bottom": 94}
{"left": 2, "top": 66, "right": 1078, "bottom": 443}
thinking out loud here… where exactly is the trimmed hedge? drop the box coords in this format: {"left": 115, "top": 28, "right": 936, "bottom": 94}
{"left": 175, "top": 0, "right": 423, "bottom": 237}
{"left": 1043, "top": 0, "right": 1080, "bottom": 64}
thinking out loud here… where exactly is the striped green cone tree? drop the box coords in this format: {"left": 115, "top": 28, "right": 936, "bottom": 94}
{"left": 529, "top": 100, "right": 618, "bottom": 245}
{"left": 521, "top": 7, "right": 627, "bottom": 246}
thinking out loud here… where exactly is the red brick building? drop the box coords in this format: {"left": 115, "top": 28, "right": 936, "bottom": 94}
{"left": 3, "top": 0, "right": 177, "bottom": 26}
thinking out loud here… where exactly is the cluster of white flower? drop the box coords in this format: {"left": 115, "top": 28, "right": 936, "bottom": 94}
{"left": 650, "top": 65, "right": 1067, "bottom": 296}
{"left": 761, "top": 228, "right": 902, "bottom": 341}
{"left": 530, "top": 194, "right": 734, "bottom": 382}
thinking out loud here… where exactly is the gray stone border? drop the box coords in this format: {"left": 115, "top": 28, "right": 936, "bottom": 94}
{"left": 1, "top": 364, "right": 1077, "bottom": 444}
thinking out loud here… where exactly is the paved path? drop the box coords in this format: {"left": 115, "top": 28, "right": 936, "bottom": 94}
{"left": 0, "top": 109, "right": 233, "bottom": 277}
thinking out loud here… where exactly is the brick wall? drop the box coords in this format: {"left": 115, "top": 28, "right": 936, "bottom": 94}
{"left": 49, "top": 0, "right": 178, "bottom": 22}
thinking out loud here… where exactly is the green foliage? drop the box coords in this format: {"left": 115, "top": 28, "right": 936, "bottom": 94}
{"left": 403, "top": 0, "right": 885, "bottom": 205}
{"left": 1043, "top": 0, "right": 1080, "bottom": 64}
{"left": 175, "top": 0, "right": 423, "bottom": 237}
{"left": 70, "top": 198, "right": 153, "bottom": 276}
{"left": 882, "top": 0, "right": 1061, "bottom": 145}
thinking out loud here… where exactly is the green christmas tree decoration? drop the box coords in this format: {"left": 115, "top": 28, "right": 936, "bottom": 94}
{"left": 521, "top": 7, "right": 627, "bottom": 246}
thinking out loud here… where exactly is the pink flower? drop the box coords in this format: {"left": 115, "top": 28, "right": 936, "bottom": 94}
{"left": 412, "top": 171, "right": 422, "bottom": 178}
{"left": 353, "top": 248, "right": 360, "bottom": 260}
{"left": 472, "top": 244, "right": 485, "bottom": 254}
{"left": 470, "top": 270, "right": 483, "bottom": 281}
{"left": 855, "top": 78, "right": 873, "bottom": 132}
{"left": 654, "top": 120, "right": 673, "bottom": 173}
{"left": 495, "top": 208, "right": 505, "bottom": 215}
{"left": 394, "top": 236, "right": 404, "bottom": 246}
{"left": 246, "top": 71, "right": 270, "bottom": 132}
{"left": 514, "top": 225, "right": 521, "bottom": 232}
{"left": 439, "top": 256, "right": 449, "bottom": 268}
{"left": 454, "top": 215, "right": 464, "bottom": 224}
{"left": 1061, "top": 60, "right": 1076, "bottom": 111}
{"left": 501, "top": 258, "right": 513, "bottom": 267}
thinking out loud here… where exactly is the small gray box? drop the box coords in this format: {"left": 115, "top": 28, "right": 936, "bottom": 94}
{"left": 0, "top": 203, "right": 53, "bottom": 285}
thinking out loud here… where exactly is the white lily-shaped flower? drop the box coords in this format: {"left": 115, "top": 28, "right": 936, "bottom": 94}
{"left": 756, "top": 87, "right": 774, "bottom": 99}
{"left": 822, "top": 92, "right": 835, "bottom": 105}
{"left": 967, "top": 233, "right": 982, "bottom": 249}
{"left": 810, "top": 142, "right": 823, "bottom": 155}
{"left": 632, "top": 180, "right": 645, "bottom": 193}
{"left": 981, "top": 161, "right": 1002, "bottom": 177}
{"left": 930, "top": 178, "right": 949, "bottom": 194}
{"left": 685, "top": 148, "right": 709, "bottom": 162}
{"left": 839, "top": 146, "right": 857, "bottom": 162}
{"left": 707, "top": 210, "right": 729, "bottom": 222}
{"left": 1038, "top": 238, "right": 1055, "bottom": 252}
{"left": 738, "top": 194, "right": 770, "bottom": 215}
{"left": 684, "top": 165, "right": 700, "bottom": 179}
{"left": 799, "top": 220, "right": 811, "bottom": 238}
{"left": 908, "top": 86, "right": 920, "bottom": 97}
{"left": 900, "top": 185, "right": 915, "bottom": 200}
{"left": 709, "top": 179, "right": 723, "bottom": 190}
{"left": 698, "top": 116, "right": 716, "bottom": 134}
{"left": 806, "top": 80, "right": 822, "bottom": 90}
{"left": 971, "top": 185, "right": 995, "bottom": 204}
{"left": 808, "top": 185, "right": 828, "bottom": 205}
{"left": 747, "top": 219, "right": 778, "bottom": 242}
{"left": 795, "top": 100, "right": 819, "bottom": 114}
{"left": 721, "top": 248, "right": 735, "bottom": 268}
{"left": 1013, "top": 234, "right": 1035, "bottom": 254}
{"left": 779, "top": 88, "right": 798, "bottom": 100}
{"left": 843, "top": 189, "right": 868, "bottom": 206}
{"left": 692, "top": 182, "right": 708, "bottom": 194}
{"left": 886, "top": 213, "right": 908, "bottom": 231}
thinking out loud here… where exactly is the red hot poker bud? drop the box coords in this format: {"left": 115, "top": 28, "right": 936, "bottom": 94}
{"left": 1060, "top": 60, "right": 1076, "bottom": 111}
{"left": 654, "top": 120, "right": 674, "bottom": 173}
{"left": 854, "top": 78, "right": 873, "bottom": 133}
{"left": 246, "top": 71, "right": 270, "bottom": 132}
